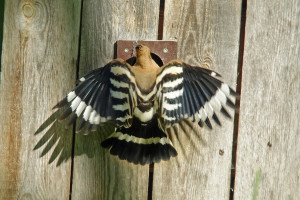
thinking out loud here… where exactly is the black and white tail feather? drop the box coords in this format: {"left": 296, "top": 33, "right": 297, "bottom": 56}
{"left": 54, "top": 59, "right": 237, "bottom": 165}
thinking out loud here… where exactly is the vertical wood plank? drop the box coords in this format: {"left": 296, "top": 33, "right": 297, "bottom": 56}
{"left": 234, "top": 1, "right": 300, "bottom": 199}
{"left": 0, "top": 0, "right": 81, "bottom": 199}
{"left": 153, "top": 0, "right": 241, "bottom": 199}
{"left": 71, "top": 0, "right": 160, "bottom": 199}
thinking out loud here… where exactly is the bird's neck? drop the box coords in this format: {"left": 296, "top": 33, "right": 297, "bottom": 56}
{"left": 135, "top": 54, "right": 153, "bottom": 69}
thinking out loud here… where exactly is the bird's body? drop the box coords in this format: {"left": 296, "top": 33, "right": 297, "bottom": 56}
{"left": 130, "top": 45, "right": 160, "bottom": 91}
{"left": 54, "top": 44, "right": 237, "bottom": 165}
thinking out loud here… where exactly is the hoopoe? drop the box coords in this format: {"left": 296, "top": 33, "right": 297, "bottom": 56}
{"left": 54, "top": 44, "right": 237, "bottom": 165}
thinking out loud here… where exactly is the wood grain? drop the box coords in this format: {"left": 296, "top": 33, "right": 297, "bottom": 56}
{"left": 0, "top": 0, "right": 81, "bottom": 199}
{"left": 234, "top": 1, "right": 300, "bottom": 199}
{"left": 71, "top": 0, "right": 160, "bottom": 199}
{"left": 152, "top": 0, "right": 241, "bottom": 199}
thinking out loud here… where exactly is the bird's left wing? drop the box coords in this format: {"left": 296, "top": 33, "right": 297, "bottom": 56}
{"left": 53, "top": 59, "right": 137, "bottom": 133}
{"left": 155, "top": 60, "right": 237, "bottom": 129}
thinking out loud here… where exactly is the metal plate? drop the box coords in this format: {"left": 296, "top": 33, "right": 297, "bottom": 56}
{"left": 116, "top": 40, "right": 177, "bottom": 65}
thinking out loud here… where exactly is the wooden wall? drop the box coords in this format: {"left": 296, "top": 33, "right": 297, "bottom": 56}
{"left": 234, "top": 1, "right": 300, "bottom": 199}
{"left": 0, "top": 0, "right": 299, "bottom": 200}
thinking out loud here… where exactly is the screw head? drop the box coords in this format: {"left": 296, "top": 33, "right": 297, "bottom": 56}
{"left": 124, "top": 48, "right": 129, "bottom": 53}
{"left": 163, "top": 48, "right": 168, "bottom": 53}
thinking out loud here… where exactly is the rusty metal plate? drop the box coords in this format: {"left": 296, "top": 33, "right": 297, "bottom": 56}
{"left": 116, "top": 40, "right": 177, "bottom": 65}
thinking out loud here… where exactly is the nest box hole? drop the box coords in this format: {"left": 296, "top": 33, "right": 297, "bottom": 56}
{"left": 126, "top": 53, "right": 164, "bottom": 67}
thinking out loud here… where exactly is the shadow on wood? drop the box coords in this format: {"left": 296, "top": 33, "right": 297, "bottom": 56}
{"left": 33, "top": 107, "right": 209, "bottom": 168}
{"left": 34, "top": 109, "right": 115, "bottom": 166}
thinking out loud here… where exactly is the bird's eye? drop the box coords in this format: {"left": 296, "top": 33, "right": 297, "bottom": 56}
{"left": 136, "top": 45, "right": 142, "bottom": 50}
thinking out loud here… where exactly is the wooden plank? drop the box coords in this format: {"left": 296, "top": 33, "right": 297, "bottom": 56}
{"left": 0, "top": 0, "right": 81, "bottom": 199}
{"left": 71, "top": 1, "right": 160, "bottom": 199}
{"left": 234, "top": 1, "right": 300, "bottom": 199}
{"left": 152, "top": 0, "right": 241, "bottom": 199}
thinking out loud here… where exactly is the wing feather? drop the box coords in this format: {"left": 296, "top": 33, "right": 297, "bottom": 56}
{"left": 156, "top": 60, "right": 237, "bottom": 129}
{"left": 54, "top": 59, "right": 137, "bottom": 133}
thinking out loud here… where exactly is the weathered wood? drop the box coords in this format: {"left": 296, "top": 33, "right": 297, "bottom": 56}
{"left": 0, "top": 0, "right": 81, "bottom": 199}
{"left": 152, "top": 0, "right": 241, "bottom": 199}
{"left": 71, "top": 0, "right": 160, "bottom": 199}
{"left": 234, "top": 1, "right": 300, "bottom": 199}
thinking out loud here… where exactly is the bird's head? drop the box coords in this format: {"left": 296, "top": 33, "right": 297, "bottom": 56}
{"left": 135, "top": 44, "right": 151, "bottom": 58}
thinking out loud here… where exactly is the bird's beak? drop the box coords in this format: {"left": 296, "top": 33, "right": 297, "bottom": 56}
{"left": 135, "top": 45, "right": 142, "bottom": 49}
{"left": 132, "top": 47, "right": 136, "bottom": 57}
{"left": 132, "top": 43, "right": 141, "bottom": 57}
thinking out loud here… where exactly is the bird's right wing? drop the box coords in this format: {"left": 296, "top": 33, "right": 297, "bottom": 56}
{"left": 155, "top": 60, "right": 237, "bottom": 129}
{"left": 53, "top": 59, "right": 137, "bottom": 133}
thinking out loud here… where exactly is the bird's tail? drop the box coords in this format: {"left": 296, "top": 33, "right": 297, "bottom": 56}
{"left": 101, "top": 116, "right": 177, "bottom": 165}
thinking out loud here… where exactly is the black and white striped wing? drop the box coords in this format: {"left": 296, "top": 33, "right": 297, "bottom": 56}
{"left": 54, "top": 59, "right": 137, "bottom": 132}
{"left": 156, "top": 61, "right": 236, "bottom": 128}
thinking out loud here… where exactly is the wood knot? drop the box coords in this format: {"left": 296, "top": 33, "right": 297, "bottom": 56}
{"left": 267, "top": 141, "right": 272, "bottom": 148}
{"left": 16, "top": 0, "right": 48, "bottom": 32}
{"left": 22, "top": 2, "right": 35, "bottom": 18}
{"left": 219, "top": 149, "right": 224, "bottom": 156}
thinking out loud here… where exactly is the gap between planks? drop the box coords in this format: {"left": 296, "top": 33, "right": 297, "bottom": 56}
{"left": 69, "top": 0, "right": 85, "bottom": 199}
{"left": 148, "top": 0, "right": 165, "bottom": 200}
{"left": 229, "top": 0, "right": 247, "bottom": 200}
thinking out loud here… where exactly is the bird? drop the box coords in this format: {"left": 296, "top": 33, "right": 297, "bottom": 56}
{"left": 53, "top": 44, "right": 237, "bottom": 165}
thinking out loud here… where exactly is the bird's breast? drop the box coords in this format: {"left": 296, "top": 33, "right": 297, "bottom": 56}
{"left": 130, "top": 63, "right": 160, "bottom": 92}
{"left": 133, "top": 106, "right": 155, "bottom": 123}
{"left": 134, "top": 71, "right": 157, "bottom": 92}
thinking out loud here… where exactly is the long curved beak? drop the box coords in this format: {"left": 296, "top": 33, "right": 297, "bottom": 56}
{"left": 132, "top": 42, "right": 140, "bottom": 57}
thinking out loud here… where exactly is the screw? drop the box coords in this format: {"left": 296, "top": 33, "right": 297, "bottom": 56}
{"left": 163, "top": 48, "right": 168, "bottom": 53}
{"left": 124, "top": 48, "right": 129, "bottom": 53}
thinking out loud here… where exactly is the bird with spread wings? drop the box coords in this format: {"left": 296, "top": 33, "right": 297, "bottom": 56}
{"left": 53, "top": 44, "right": 237, "bottom": 165}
